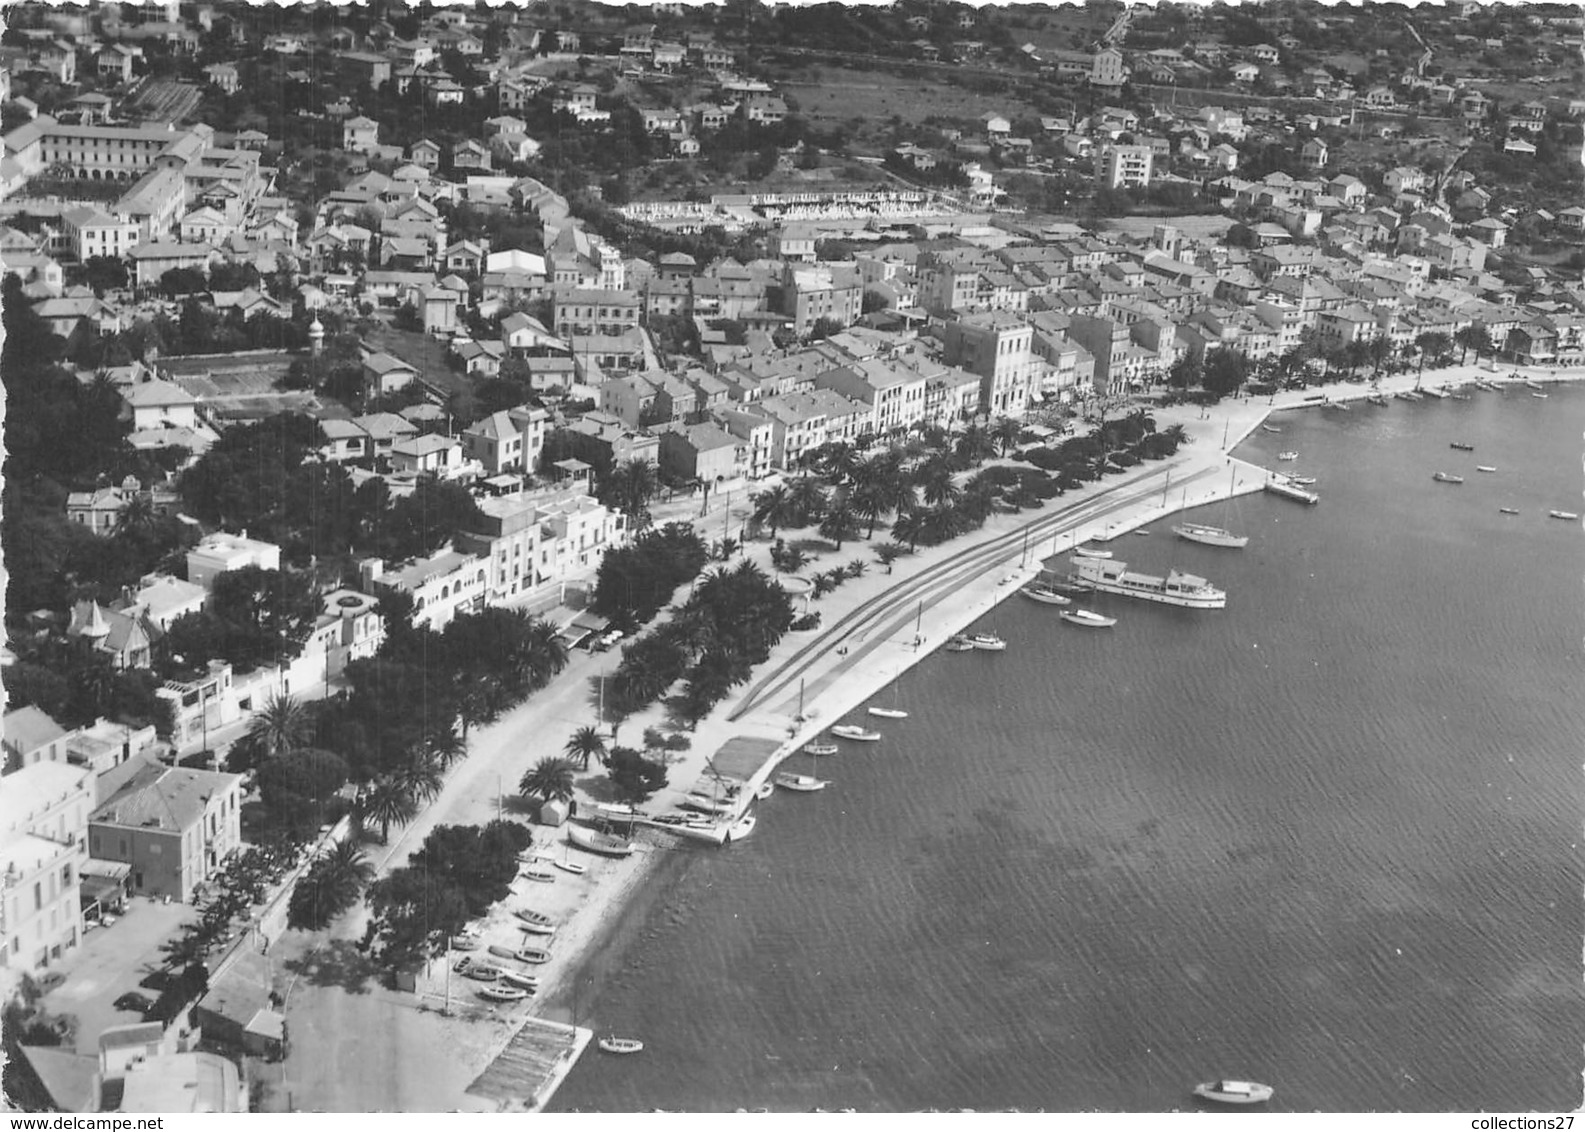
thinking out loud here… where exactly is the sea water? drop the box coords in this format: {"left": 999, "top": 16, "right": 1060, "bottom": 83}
{"left": 549, "top": 389, "right": 1585, "bottom": 1112}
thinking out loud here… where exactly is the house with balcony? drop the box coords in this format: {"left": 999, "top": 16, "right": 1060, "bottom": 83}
{"left": 359, "top": 548, "right": 488, "bottom": 631}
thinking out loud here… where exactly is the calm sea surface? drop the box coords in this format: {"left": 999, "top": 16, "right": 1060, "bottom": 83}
{"left": 549, "top": 389, "right": 1585, "bottom": 1112}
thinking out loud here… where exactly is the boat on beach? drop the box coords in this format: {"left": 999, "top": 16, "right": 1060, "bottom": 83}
{"left": 803, "top": 741, "right": 838, "bottom": 756}
{"left": 1476, "top": 465, "right": 1496, "bottom": 473}
{"left": 1450, "top": 442, "right": 1474, "bottom": 451}
{"left": 1549, "top": 510, "right": 1578, "bottom": 521}
{"left": 459, "top": 960, "right": 503, "bottom": 982}
{"left": 1060, "top": 609, "right": 1116, "bottom": 628}
{"left": 599, "top": 1037, "right": 644, "bottom": 1055}
{"left": 1432, "top": 472, "right": 1464, "bottom": 484}
{"left": 1070, "top": 557, "right": 1226, "bottom": 609}
{"left": 1021, "top": 582, "right": 1072, "bottom": 605}
{"left": 478, "top": 984, "right": 530, "bottom": 1004}
{"left": 775, "top": 772, "right": 829, "bottom": 793}
{"left": 500, "top": 971, "right": 540, "bottom": 992}
{"left": 567, "top": 826, "right": 636, "bottom": 857}
{"left": 514, "top": 908, "right": 556, "bottom": 930}
{"left": 554, "top": 857, "right": 587, "bottom": 875}
{"left": 515, "top": 947, "right": 552, "bottom": 965}
{"left": 832, "top": 724, "right": 882, "bottom": 741}
{"left": 967, "top": 633, "right": 1007, "bottom": 651}
{"left": 680, "top": 792, "right": 736, "bottom": 815}
{"left": 1193, "top": 1080, "right": 1274, "bottom": 1106}
{"left": 520, "top": 866, "right": 556, "bottom": 884}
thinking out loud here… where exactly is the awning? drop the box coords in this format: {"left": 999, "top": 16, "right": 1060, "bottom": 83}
{"left": 82, "top": 859, "right": 132, "bottom": 880}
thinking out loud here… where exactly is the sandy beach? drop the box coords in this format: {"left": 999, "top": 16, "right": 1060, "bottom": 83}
{"left": 293, "top": 356, "right": 1581, "bottom": 1110}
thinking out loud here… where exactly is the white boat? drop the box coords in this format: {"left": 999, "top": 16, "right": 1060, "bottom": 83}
{"left": 1476, "top": 465, "right": 1496, "bottom": 473}
{"left": 868, "top": 706, "right": 908, "bottom": 719}
{"left": 1524, "top": 379, "right": 1543, "bottom": 390}
{"left": 1396, "top": 390, "right": 1423, "bottom": 401}
{"left": 967, "top": 633, "right": 1007, "bottom": 651}
{"left": 1193, "top": 1080, "right": 1273, "bottom": 1105}
{"left": 1422, "top": 386, "right": 1449, "bottom": 399}
{"left": 831, "top": 724, "right": 881, "bottom": 742}
{"left": 1265, "top": 478, "right": 1319, "bottom": 505}
{"left": 680, "top": 792, "right": 736, "bottom": 815}
{"left": 868, "top": 668, "right": 908, "bottom": 718}
{"left": 755, "top": 782, "right": 775, "bottom": 800}
{"left": 1286, "top": 475, "right": 1318, "bottom": 486}
{"left": 727, "top": 814, "right": 757, "bottom": 841}
{"left": 514, "top": 947, "right": 552, "bottom": 965}
{"left": 1060, "top": 609, "right": 1117, "bottom": 628}
{"left": 1499, "top": 507, "right": 1520, "bottom": 515}
{"left": 1432, "top": 471, "right": 1464, "bottom": 484}
{"left": 1368, "top": 393, "right": 1389, "bottom": 406}
{"left": 1072, "top": 545, "right": 1112, "bottom": 559}
{"left": 1549, "top": 510, "right": 1578, "bottom": 521}
{"left": 554, "top": 858, "right": 587, "bottom": 875}
{"left": 1071, "top": 556, "right": 1226, "bottom": 610}
{"left": 803, "top": 741, "right": 838, "bottom": 756}
{"left": 514, "top": 908, "right": 556, "bottom": 930}
{"left": 1531, "top": 391, "right": 1548, "bottom": 399}
{"left": 451, "top": 932, "right": 482, "bottom": 950}
{"left": 459, "top": 961, "right": 503, "bottom": 982}
{"left": 943, "top": 635, "right": 976, "bottom": 652}
{"left": 1021, "top": 583, "right": 1072, "bottom": 605}
{"left": 1260, "top": 423, "right": 1282, "bottom": 433}
{"left": 500, "top": 971, "right": 540, "bottom": 992}
{"left": 567, "top": 825, "right": 636, "bottom": 857}
{"left": 1276, "top": 451, "right": 1298, "bottom": 461}
{"left": 775, "top": 772, "right": 829, "bottom": 793}
{"left": 477, "top": 984, "right": 530, "bottom": 1003}
{"left": 520, "top": 867, "right": 556, "bottom": 884}
{"left": 1172, "top": 520, "right": 1248, "bottom": 548}
{"left": 599, "top": 1036, "right": 644, "bottom": 1055}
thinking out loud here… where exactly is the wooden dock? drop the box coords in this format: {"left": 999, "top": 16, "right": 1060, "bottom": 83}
{"left": 465, "top": 1017, "right": 590, "bottom": 1112}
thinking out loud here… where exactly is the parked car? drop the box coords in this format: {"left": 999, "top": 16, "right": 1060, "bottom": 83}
{"left": 113, "top": 992, "right": 156, "bottom": 1015}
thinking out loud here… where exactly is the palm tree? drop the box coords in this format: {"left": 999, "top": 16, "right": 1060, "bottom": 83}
{"left": 361, "top": 776, "right": 418, "bottom": 844}
{"left": 601, "top": 458, "right": 660, "bottom": 522}
{"left": 891, "top": 507, "right": 926, "bottom": 551}
{"left": 424, "top": 726, "right": 469, "bottom": 773}
{"left": 990, "top": 417, "right": 1023, "bottom": 457}
{"left": 520, "top": 615, "right": 570, "bottom": 689}
{"left": 564, "top": 724, "right": 607, "bottom": 770}
{"left": 520, "top": 756, "right": 576, "bottom": 805}
{"left": 844, "top": 559, "right": 867, "bottom": 580}
{"left": 394, "top": 755, "right": 445, "bottom": 806}
{"left": 786, "top": 475, "right": 829, "bottom": 527}
{"left": 288, "top": 840, "right": 375, "bottom": 931}
{"left": 246, "top": 692, "right": 308, "bottom": 761}
{"left": 751, "top": 485, "right": 795, "bottom": 539}
{"left": 819, "top": 499, "right": 859, "bottom": 550}
{"left": 918, "top": 462, "right": 961, "bottom": 508}
{"left": 955, "top": 424, "right": 994, "bottom": 466}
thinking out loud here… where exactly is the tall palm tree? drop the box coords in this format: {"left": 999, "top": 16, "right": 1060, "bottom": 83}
{"left": 564, "top": 724, "right": 607, "bottom": 771}
{"left": 288, "top": 840, "right": 375, "bottom": 931}
{"left": 919, "top": 462, "right": 961, "bottom": 508}
{"left": 786, "top": 475, "right": 829, "bottom": 527}
{"left": 990, "top": 417, "right": 1023, "bottom": 457}
{"left": 520, "top": 615, "right": 570, "bottom": 689}
{"left": 891, "top": 507, "right": 926, "bottom": 551}
{"left": 601, "top": 458, "right": 660, "bottom": 522}
{"left": 361, "top": 776, "right": 418, "bottom": 844}
{"left": 424, "top": 726, "right": 469, "bottom": 773}
{"left": 247, "top": 692, "right": 308, "bottom": 761}
{"left": 751, "top": 484, "right": 795, "bottom": 539}
{"left": 819, "top": 498, "right": 859, "bottom": 551}
{"left": 394, "top": 755, "right": 445, "bottom": 806}
{"left": 520, "top": 756, "right": 576, "bottom": 805}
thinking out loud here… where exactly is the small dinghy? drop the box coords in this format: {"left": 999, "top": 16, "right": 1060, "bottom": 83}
{"left": 599, "top": 1036, "right": 644, "bottom": 1055}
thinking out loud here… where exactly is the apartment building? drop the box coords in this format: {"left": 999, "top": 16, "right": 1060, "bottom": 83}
{"left": 942, "top": 312, "right": 1037, "bottom": 417}
{"left": 0, "top": 763, "right": 92, "bottom": 974}
{"left": 1096, "top": 144, "right": 1154, "bottom": 191}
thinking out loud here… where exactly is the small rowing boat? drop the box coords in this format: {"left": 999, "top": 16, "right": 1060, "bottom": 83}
{"left": 1260, "top": 424, "right": 1282, "bottom": 433}
{"left": 1432, "top": 471, "right": 1464, "bottom": 484}
{"left": 1449, "top": 441, "right": 1474, "bottom": 451}
{"left": 599, "top": 1036, "right": 644, "bottom": 1055}
{"left": 1060, "top": 609, "right": 1116, "bottom": 628}
{"left": 478, "top": 984, "right": 530, "bottom": 1003}
{"left": 1072, "top": 546, "right": 1112, "bottom": 559}
{"left": 520, "top": 867, "right": 556, "bottom": 884}
{"left": 832, "top": 724, "right": 881, "bottom": 742}
{"left": 1277, "top": 451, "right": 1298, "bottom": 461}
{"left": 1193, "top": 1080, "right": 1273, "bottom": 1105}
{"left": 1476, "top": 465, "right": 1496, "bottom": 473}
{"left": 1548, "top": 510, "right": 1578, "bottom": 521}
{"left": 775, "top": 772, "right": 829, "bottom": 793}
{"left": 804, "top": 741, "right": 838, "bottom": 756}
{"left": 1499, "top": 507, "right": 1519, "bottom": 515}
